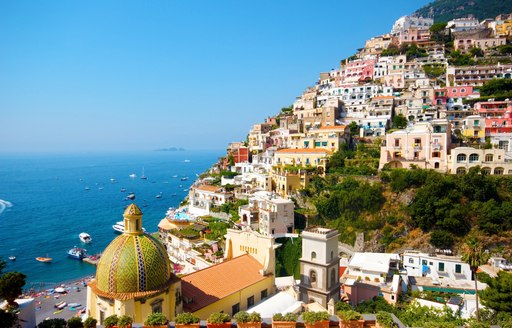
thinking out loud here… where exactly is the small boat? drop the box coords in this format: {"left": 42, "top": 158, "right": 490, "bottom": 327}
{"left": 36, "top": 256, "right": 53, "bottom": 263}
{"left": 155, "top": 193, "right": 162, "bottom": 199}
{"left": 140, "top": 167, "right": 147, "bottom": 180}
{"left": 54, "top": 301, "right": 67, "bottom": 310}
{"left": 53, "top": 309, "right": 63, "bottom": 314}
{"left": 129, "top": 173, "right": 136, "bottom": 179}
{"left": 84, "top": 187, "right": 90, "bottom": 191}
{"left": 127, "top": 192, "right": 135, "bottom": 200}
{"left": 110, "top": 178, "right": 117, "bottom": 183}
{"left": 171, "top": 193, "right": 177, "bottom": 196}
{"left": 98, "top": 187, "right": 104, "bottom": 190}
{"left": 184, "top": 159, "right": 191, "bottom": 163}
{"left": 180, "top": 177, "right": 189, "bottom": 181}
{"left": 68, "top": 303, "right": 81, "bottom": 308}
{"left": 120, "top": 188, "right": 127, "bottom": 192}
{"left": 79, "top": 232, "right": 92, "bottom": 244}
{"left": 8, "top": 256, "right": 16, "bottom": 261}
{"left": 172, "top": 175, "right": 178, "bottom": 178}
{"left": 113, "top": 221, "right": 146, "bottom": 234}
{"left": 67, "top": 247, "right": 87, "bottom": 260}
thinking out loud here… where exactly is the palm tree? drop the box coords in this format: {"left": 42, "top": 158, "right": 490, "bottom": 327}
{"left": 461, "top": 237, "right": 487, "bottom": 321}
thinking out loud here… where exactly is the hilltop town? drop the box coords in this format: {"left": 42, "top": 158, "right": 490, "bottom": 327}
{"left": 7, "top": 7, "right": 512, "bottom": 328}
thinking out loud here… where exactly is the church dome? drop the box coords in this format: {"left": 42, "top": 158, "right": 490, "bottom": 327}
{"left": 92, "top": 204, "right": 173, "bottom": 300}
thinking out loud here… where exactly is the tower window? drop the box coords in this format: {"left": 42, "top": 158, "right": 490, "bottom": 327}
{"left": 311, "top": 251, "right": 317, "bottom": 260}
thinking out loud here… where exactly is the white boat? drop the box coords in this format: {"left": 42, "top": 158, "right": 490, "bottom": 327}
{"left": 67, "top": 247, "right": 87, "bottom": 260}
{"left": 129, "top": 173, "right": 137, "bottom": 178}
{"left": 110, "top": 178, "right": 117, "bottom": 183}
{"left": 79, "top": 232, "right": 92, "bottom": 244}
{"left": 8, "top": 256, "right": 16, "bottom": 261}
{"left": 140, "top": 167, "right": 147, "bottom": 180}
{"left": 113, "top": 221, "right": 146, "bottom": 234}
{"left": 184, "top": 159, "right": 191, "bottom": 163}
{"left": 172, "top": 175, "right": 178, "bottom": 178}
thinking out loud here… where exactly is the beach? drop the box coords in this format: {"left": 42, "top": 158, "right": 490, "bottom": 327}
{"left": 22, "top": 276, "right": 92, "bottom": 324}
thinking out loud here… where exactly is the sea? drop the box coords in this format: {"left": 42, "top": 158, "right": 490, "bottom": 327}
{"left": 0, "top": 150, "right": 221, "bottom": 291}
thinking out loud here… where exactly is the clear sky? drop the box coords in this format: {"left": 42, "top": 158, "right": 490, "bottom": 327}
{"left": 0, "top": 0, "right": 432, "bottom": 152}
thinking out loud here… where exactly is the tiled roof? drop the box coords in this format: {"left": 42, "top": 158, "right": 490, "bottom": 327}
{"left": 181, "top": 254, "right": 267, "bottom": 312}
{"left": 276, "top": 148, "right": 332, "bottom": 155}
{"left": 195, "top": 185, "right": 223, "bottom": 192}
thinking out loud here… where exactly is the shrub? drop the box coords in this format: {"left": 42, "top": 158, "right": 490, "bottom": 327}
{"left": 68, "top": 317, "right": 84, "bottom": 328}
{"left": 273, "top": 313, "right": 298, "bottom": 322}
{"left": 175, "top": 313, "right": 200, "bottom": 325}
{"left": 207, "top": 312, "right": 231, "bottom": 324}
{"left": 37, "top": 318, "right": 67, "bottom": 328}
{"left": 104, "top": 315, "right": 119, "bottom": 328}
{"left": 118, "top": 315, "right": 133, "bottom": 328}
{"left": 302, "top": 311, "right": 330, "bottom": 325}
{"left": 337, "top": 310, "right": 363, "bottom": 322}
{"left": 376, "top": 311, "right": 396, "bottom": 328}
{"left": 145, "top": 313, "right": 168, "bottom": 326}
{"left": 234, "top": 311, "right": 261, "bottom": 323}
{"left": 83, "top": 317, "right": 98, "bottom": 328}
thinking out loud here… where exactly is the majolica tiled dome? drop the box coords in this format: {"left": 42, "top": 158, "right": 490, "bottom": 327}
{"left": 93, "top": 204, "right": 172, "bottom": 300}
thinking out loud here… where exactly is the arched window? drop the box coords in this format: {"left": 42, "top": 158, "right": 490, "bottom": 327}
{"left": 481, "top": 167, "right": 492, "bottom": 175}
{"left": 330, "top": 269, "right": 336, "bottom": 288}
{"left": 311, "top": 251, "right": 317, "bottom": 260}
{"left": 485, "top": 154, "right": 493, "bottom": 162}
{"left": 469, "top": 153, "right": 479, "bottom": 163}
{"left": 457, "top": 154, "right": 467, "bottom": 162}
{"left": 456, "top": 167, "right": 467, "bottom": 175}
{"left": 330, "top": 251, "right": 334, "bottom": 261}
{"left": 495, "top": 167, "right": 504, "bottom": 175}
{"left": 309, "top": 270, "right": 317, "bottom": 287}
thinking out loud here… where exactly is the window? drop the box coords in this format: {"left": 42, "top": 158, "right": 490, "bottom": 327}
{"left": 330, "top": 268, "right": 336, "bottom": 288}
{"left": 232, "top": 303, "right": 240, "bottom": 316}
{"left": 457, "top": 154, "right": 467, "bottom": 162}
{"left": 432, "top": 152, "right": 440, "bottom": 158}
{"left": 435, "top": 162, "right": 440, "bottom": 169}
{"left": 247, "top": 296, "right": 254, "bottom": 308}
{"left": 261, "top": 289, "right": 268, "bottom": 299}
{"left": 439, "top": 262, "right": 445, "bottom": 272}
{"left": 331, "top": 251, "right": 334, "bottom": 261}
{"left": 456, "top": 167, "right": 466, "bottom": 175}
{"left": 310, "top": 270, "right": 317, "bottom": 286}
{"left": 469, "top": 154, "right": 479, "bottom": 162}
{"left": 455, "top": 264, "right": 462, "bottom": 274}
{"left": 495, "top": 167, "right": 504, "bottom": 175}
{"left": 422, "top": 260, "right": 427, "bottom": 265}
{"left": 409, "top": 258, "right": 414, "bottom": 264}
{"left": 485, "top": 154, "right": 493, "bottom": 162}
{"left": 151, "top": 299, "right": 163, "bottom": 314}
{"left": 311, "top": 251, "right": 317, "bottom": 260}
{"left": 395, "top": 139, "right": 400, "bottom": 147}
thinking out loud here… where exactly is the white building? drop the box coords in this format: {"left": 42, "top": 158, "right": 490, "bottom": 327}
{"left": 403, "top": 251, "right": 472, "bottom": 282}
{"left": 346, "top": 252, "right": 401, "bottom": 283}
{"left": 391, "top": 16, "right": 433, "bottom": 36}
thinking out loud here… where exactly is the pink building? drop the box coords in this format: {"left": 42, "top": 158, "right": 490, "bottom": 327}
{"left": 446, "top": 86, "right": 478, "bottom": 99}
{"left": 342, "top": 59, "right": 375, "bottom": 84}
{"left": 475, "top": 100, "right": 512, "bottom": 136}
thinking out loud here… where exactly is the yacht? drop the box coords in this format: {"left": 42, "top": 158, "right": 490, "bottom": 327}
{"left": 67, "top": 247, "right": 87, "bottom": 260}
{"left": 140, "top": 167, "right": 147, "bottom": 180}
{"left": 79, "top": 232, "right": 92, "bottom": 244}
{"left": 8, "top": 256, "right": 16, "bottom": 261}
{"left": 112, "top": 221, "right": 146, "bottom": 234}
{"left": 129, "top": 173, "right": 137, "bottom": 179}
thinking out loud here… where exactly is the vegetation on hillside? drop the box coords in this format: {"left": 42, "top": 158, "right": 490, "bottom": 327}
{"left": 415, "top": 0, "right": 512, "bottom": 22}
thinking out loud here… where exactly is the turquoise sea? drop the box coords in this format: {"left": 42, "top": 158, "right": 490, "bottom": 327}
{"left": 0, "top": 150, "right": 220, "bottom": 290}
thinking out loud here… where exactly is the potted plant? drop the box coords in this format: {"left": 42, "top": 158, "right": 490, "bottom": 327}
{"left": 83, "top": 317, "right": 98, "bottom": 328}
{"left": 175, "top": 312, "right": 201, "bottom": 328}
{"left": 375, "top": 312, "right": 396, "bottom": 328}
{"left": 272, "top": 313, "right": 298, "bottom": 328}
{"left": 207, "top": 312, "right": 232, "bottom": 328}
{"left": 144, "top": 313, "right": 169, "bottom": 328}
{"left": 234, "top": 311, "right": 262, "bottom": 328}
{"left": 104, "top": 315, "right": 119, "bottom": 328}
{"left": 337, "top": 310, "right": 363, "bottom": 328}
{"left": 118, "top": 315, "right": 133, "bottom": 328}
{"left": 302, "top": 311, "right": 330, "bottom": 328}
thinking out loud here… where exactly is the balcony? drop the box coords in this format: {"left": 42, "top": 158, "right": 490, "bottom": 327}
{"left": 431, "top": 143, "right": 442, "bottom": 151}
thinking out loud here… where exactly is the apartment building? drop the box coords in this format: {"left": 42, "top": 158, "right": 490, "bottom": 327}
{"left": 447, "top": 147, "right": 512, "bottom": 175}
{"left": 446, "top": 64, "right": 512, "bottom": 87}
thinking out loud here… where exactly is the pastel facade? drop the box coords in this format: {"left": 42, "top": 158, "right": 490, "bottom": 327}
{"left": 271, "top": 166, "right": 311, "bottom": 198}
{"left": 342, "top": 59, "right": 375, "bottom": 84}
{"left": 379, "top": 120, "right": 451, "bottom": 171}
{"left": 403, "top": 251, "right": 472, "bottom": 282}
{"left": 448, "top": 17, "right": 481, "bottom": 33}
{"left": 475, "top": 100, "right": 512, "bottom": 136}
{"left": 248, "top": 123, "right": 273, "bottom": 152}
{"left": 462, "top": 115, "right": 486, "bottom": 141}
{"left": 390, "top": 16, "right": 433, "bottom": 36}
{"left": 495, "top": 19, "right": 512, "bottom": 37}
{"left": 238, "top": 190, "right": 294, "bottom": 236}
{"left": 455, "top": 36, "right": 506, "bottom": 53}
{"left": 447, "top": 147, "right": 512, "bottom": 175}
{"left": 446, "top": 64, "right": 512, "bottom": 87}
{"left": 188, "top": 185, "right": 234, "bottom": 217}
{"left": 301, "top": 125, "right": 350, "bottom": 152}
{"left": 274, "top": 148, "right": 332, "bottom": 168}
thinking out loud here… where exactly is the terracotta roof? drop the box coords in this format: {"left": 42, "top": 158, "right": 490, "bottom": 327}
{"left": 276, "top": 148, "right": 332, "bottom": 155}
{"left": 318, "top": 125, "right": 347, "bottom": 130}
{"left": 181, "top": 254, "right": 268, "bottom": 312}
{"left": 195, "top": 185, "right": 223, "bottom": 192}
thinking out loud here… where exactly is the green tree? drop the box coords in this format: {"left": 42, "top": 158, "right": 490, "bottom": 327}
{"left": 480, "top": 79, "right": 512, "bottom": 97}
{"left": 37, "top": 318, "right": 67, "bottom": 328}
{"left": 461, "top": 237, "right": 488, "bottom": 321}
{"left": 430, "top": 230, "right": 454, "bottom": 249}
{"left": 499, "top": 44, "right": 512, "bottom": 55}
{"left": 0, "top": 271, "right": 26, "bottom": 307}
{"left": 348, "top": 121, "right": 359, "bottom": 137}
{"left": 430, "top": 22, "right": 448, "bottom": 42}
{"left": 481, "top": 271, "right": 512, "bottom": 314}
{"left": 393, "top": 114, "right": 408, "bottom": 129}
{"left": 68, "top": 317, "right": 84, "bottom": 328}
{"left": 469, "top": 47, "right": 484, "bottom": 57}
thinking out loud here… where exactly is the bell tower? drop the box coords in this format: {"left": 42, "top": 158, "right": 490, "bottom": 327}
{"left": 299, "top": 227, "right": 340, "bottom": 308}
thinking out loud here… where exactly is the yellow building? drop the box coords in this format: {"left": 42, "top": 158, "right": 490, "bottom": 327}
{"left": 495, "top": 20, "right": 512, "bottom": 37}
{"left": 87, "top": 204, "right": 182, "bottom": 325}
{"left": 180, "top": 254, "right": 274, "bottom": 319}
{"left": 462, "top": 115, "right": 486, "bottom": 142}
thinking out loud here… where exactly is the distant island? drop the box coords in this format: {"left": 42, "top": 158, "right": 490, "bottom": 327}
{"left": 154, "top": 147, "right": 185, "bottom": 151}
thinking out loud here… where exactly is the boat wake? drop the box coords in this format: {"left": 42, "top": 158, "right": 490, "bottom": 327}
{"left": 0, "top": 199, "right": 13, "bottom": 216}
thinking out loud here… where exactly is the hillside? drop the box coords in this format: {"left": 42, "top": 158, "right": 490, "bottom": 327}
{"left": 415, "top": 0, "right": 512, "bottom": 22}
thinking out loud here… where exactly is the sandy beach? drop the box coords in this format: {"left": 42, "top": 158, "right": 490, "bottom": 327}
{"left": 22, "top": 276, "right": 92, "bottom": 324}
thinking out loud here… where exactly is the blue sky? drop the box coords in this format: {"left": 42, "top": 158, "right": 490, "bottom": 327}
{"left": 0, "top": 0, "right": 431, "bottom": 152}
